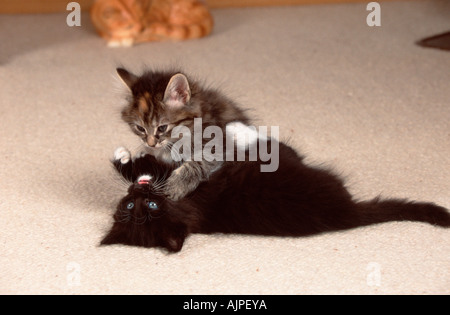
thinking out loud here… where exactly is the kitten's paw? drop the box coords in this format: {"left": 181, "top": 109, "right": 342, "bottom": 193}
{"left": 163, "top": 174, "right": 194, "bottom": 201}
{"left": 121, "top": 38, "right": 134, "bottom": 47}
{"left": 107, "top": 38, "right": 134, "bottom": 47}
{"left": 137, "top": 150, "right": 147, "bottom": 158}
{"left": 107, "top": 40, "right": 121, "bottom": 48}
{"left": 114, "top": 147, "right": 131, "bottom": 164}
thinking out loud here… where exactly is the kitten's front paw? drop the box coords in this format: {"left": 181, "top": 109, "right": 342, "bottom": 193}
{"left": 114, "top": 147, "right": 131, "bottom": 164}
{"left": 164, "top": 178, "right": 186, "bottom": 201}
{"left": 163, "top": 173, "right": 196, "bottom": 201}
{"left": 107, "top": 38, "right": 134, "bottom": 47}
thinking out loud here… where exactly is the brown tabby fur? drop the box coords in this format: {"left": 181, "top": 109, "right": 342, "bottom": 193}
{"left": 91, "top": 0, "right": 214, "bottom": 46}
{"left": 118, "top": 68, "right": 250, "bottom": 201}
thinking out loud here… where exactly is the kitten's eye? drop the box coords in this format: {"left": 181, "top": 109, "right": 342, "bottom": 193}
{"left": 126, "top": 202, "right": 134, "bottom": 209}
{"left": 147, "top": 201, "right": 158, "bottom": 210}
{"left": 157, "top": 125, "right": 168, "bottom": 133}
{"left": 134, "top": 125, "right": 146, "bottom": 134}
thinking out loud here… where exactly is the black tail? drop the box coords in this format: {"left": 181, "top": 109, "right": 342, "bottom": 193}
{"left": 355, "top": 197, "right": 450, "bottom": 228}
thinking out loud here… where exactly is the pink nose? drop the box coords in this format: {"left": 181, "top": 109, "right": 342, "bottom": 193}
{"left": 147, "top": 136, "right": 156, "bottom": 147}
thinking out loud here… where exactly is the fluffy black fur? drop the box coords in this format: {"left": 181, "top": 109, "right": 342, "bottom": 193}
{"left": 101, "top": 141, "right": 450, "bottom": 253}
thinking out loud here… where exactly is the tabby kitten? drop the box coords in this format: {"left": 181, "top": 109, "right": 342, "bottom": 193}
{"left": 102, "top": 143, "right": 450, "bottom": 252}
{"left": 117, "top": 68, "right": 249, "bottom": 201}
{"left": 91, "top": 0, "right": 214, "bottom": 46}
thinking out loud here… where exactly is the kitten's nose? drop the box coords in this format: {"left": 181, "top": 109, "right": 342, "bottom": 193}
{"left": 147, "top": 136, "right": 157, "bottom": 147}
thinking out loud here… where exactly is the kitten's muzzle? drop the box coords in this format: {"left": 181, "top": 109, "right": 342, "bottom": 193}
{"left": 146, "top": 136, "right": 157, "bottom": 147}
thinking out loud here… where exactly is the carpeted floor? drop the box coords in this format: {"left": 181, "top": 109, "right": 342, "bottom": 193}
{"left": 0, "top": 0, "right": 449, "bottom": 295}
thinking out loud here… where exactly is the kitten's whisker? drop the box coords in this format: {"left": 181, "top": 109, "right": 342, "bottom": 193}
{"left": 152, "top": 176, "right": 168, "bottom": 190}
{"left": 162, "top": 142, "right": 182, "bottom": 163}
{"left": 115, "top": 214, "right": 131, "bottom": 223}
{"left": 109, "top": 168, "right": 132, "bottom": 191}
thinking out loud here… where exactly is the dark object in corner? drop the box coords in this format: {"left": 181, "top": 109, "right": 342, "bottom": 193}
{"left": 417, "top": 31, "right": 450, "bottom": 51}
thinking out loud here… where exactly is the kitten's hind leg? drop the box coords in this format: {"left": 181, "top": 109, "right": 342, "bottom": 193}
{"left": 112, "top": 147, "right": 133, "bottom": 182}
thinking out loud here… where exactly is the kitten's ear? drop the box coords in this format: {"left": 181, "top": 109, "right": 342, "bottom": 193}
{"left": 116, "top": 68, "right": 138, "bottom": 90}
{"left": 163, "top": 73, "right": 191, "bottom": 108}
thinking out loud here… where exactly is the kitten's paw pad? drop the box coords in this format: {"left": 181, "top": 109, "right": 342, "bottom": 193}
{"left": 114, "top": 147, "right": 131, "bottom": 164}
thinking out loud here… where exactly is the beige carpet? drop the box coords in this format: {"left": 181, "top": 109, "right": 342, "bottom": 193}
{"left": 1, "top": 0, "right": 449, "bottom": 295}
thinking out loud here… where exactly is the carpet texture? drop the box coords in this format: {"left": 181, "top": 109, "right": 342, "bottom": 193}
{"left": 0, "top": 0, "right": 449, "bottom": 295}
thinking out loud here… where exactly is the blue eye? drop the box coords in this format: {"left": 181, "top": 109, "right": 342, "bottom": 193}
{"left": 147, "top": 201, "right": 158, "bottom": 210}
{"left": 126, "top": 202, "right": 134, "bottom": 209}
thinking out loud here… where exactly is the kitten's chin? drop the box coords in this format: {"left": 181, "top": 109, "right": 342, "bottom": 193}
{"left": 158, "top": 150, "right": 176, "bottom": 164}
{"left": 144, "top": 145, "right": 162, "bottom": 156}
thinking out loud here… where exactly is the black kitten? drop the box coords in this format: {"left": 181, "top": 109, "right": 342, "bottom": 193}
{"left": 101, "top": 139, "right": 450, "bottom": 252}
